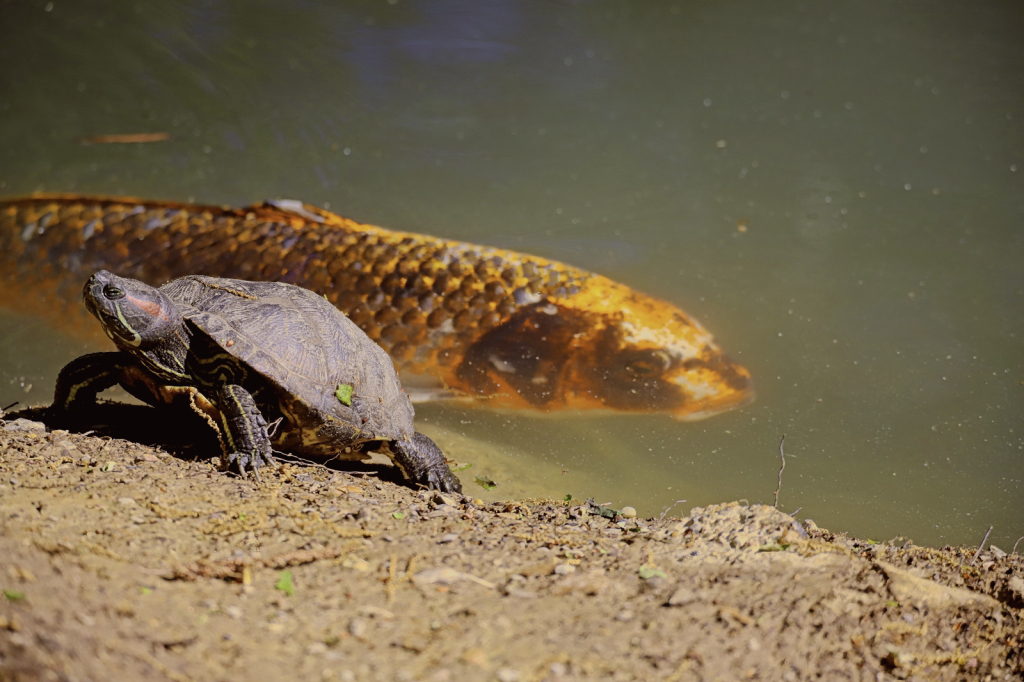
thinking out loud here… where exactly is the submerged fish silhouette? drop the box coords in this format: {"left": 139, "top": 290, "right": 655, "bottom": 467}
{"left": 0, "top": 194, "right": 753, "bottom": 419}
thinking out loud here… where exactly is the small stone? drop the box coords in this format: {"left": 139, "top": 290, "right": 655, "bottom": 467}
{"left": 5, "top": 418, "right": 46, "bottom": 434}
{"left": 620, "top": 506, "right": 637, "bottom": 518}
{"left": 615, "top": 610, "right": 634, "bottom": 622}
{"left": 748, "top": 638, "right": 761, "bottom": 652}
{"left": 432, "top": 492, "right": 458, "bottom": 507}
{"left": 307, "top": 642, "right": 328, "bottom": 655}
{"left": 118, "top": 497, "right": 137, "bottom": 506}
{"left": 496, "top": 668, "right": 519, "bottom": 682}
{"left": 461, "top": 648, "right": 488, "bottom": 668}
{"left": 224, "top": 606, "right": 243, "bottom": 619}
{"left": 438, "top": 534, "right": 459, "bottom": 544}
{"left": 1007, "top": 576, "right": 1024, "bottom": 602}
{"left": 549, "top": 662, "right": 567, "bottom": 676}
{"left": 55, "top": 441, "right": 82, "bottom": 458}
{"left": 990, "top": 545, "right": 1007, "bottom": 559}
{"left": 348, "top": 618, "right": 367, "bottom": 639}
{"left": 554, "top": 563, "right": 575, "bottom": 576}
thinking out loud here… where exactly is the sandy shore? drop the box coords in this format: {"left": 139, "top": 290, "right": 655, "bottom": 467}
{"left": 1, "top": 407, "right": 1022, "bottom": 682}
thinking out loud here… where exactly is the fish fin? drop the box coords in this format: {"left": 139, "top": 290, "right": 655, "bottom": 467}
{"left": 266, "top": 199, "right": 326, "bottom": 223}
{"left": 405, "top": 387, "right": 467, "bottom": 404}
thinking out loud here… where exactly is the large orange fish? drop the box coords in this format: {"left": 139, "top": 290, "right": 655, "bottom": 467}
{"left": 0, "top": 195, "right": 753, "bottom": 419}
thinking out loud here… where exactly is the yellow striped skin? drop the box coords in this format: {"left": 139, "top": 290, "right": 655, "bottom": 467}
{"left": 0, "top": 194, "right": 753, "bottom": 419}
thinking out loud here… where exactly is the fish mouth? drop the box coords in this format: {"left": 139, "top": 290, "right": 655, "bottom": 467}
{"left": 665, "top": 351, "right": 755, "bottom": 421}
{"left": 669, "top": 386, "right": 755, "bottom": 421}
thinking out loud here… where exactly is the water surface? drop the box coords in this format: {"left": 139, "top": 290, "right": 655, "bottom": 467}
{"left": 1, "top": 1, "right": 1021, "bottom": 547}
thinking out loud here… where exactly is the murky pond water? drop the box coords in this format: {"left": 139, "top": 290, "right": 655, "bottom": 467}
{"left": 1, "top": 1, "right": 1021, "bottom": 547}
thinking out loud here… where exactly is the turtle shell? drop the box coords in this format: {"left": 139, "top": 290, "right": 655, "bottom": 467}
{"left": 159, "top": 275, "right": 415, "bottom": 456}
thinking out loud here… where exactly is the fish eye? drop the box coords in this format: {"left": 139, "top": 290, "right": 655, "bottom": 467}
{"left": 103, "top": 285, "right": 126, "bottom": 300}
{"left": 625, "top": 350, "right": 670, "bottom": 377}
{"left": 625, "top": 359, "right": 659, "bottom": 376}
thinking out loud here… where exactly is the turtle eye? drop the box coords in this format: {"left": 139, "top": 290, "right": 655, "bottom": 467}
{"left": 103, "top": 285, "right": 126, "bottom": 300}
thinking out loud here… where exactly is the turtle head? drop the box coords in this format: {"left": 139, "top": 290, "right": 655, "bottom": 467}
{"left": 83, "top": 271, "right": 183, "bottom": 351}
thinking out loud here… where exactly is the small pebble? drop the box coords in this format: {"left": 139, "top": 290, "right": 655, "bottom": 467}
{"left": 118, "top": 497, "right": 137, "bottom": 506}
{"left": 495, "top": 668, "right": 519, "bottom": 682}
{"left": 620, "top": 506, "right": 637, "bottom": 518}
{"left": 348, "top": 618, "right": 367, "bottom": 639}
{"left": 554, "top": 564, "right": 575, "bottom": 576}
{"left": 5, "top": 419, "right": 46, "bottom": 434}
{"left": 438, "top": 534, "right": 459, "bottom": 544}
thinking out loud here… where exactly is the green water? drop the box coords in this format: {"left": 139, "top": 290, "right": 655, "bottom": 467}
{"left": 1, "top": 1, "right": 1021, "bottom": 548}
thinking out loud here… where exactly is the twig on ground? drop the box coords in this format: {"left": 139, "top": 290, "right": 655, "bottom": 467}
{"left": 773, "top": 434, "right": 786, "bottom": 509}
{"left": 1, "top": 401, "right": 18, "bottom": 412}
{"left": 273, "top": 451, "right": 376, "bottom": 477}
{"left": 788, "top": 508, "right": 803, "bottom": 517}
{"left": 1012, "top": 536, "right": 1024, "bottom": 555}
{"left": 167, "top": 542, "right": 370, "bottom": 581}
{"left": 970, "top": 525, "right": 994, "bottom": 566}
{"left": 657, "top": 499, "right": 688, "bottom": 524}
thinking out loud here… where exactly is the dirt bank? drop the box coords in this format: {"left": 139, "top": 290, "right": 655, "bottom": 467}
{"left": 1, "top": 407, "right": 1022, "bottom": 682}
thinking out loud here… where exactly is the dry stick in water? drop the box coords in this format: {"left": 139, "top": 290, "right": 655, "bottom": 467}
{"left": 773, "top": 434, "right": 786, "bottom": 509}
{"left": 970, "top": 525, "right": 994, "bottom": 566}
{"left": 658, "top": 499, "right": 688, "bottom": 524}
{"left": 1013, "top": 536, "right": 1024, "bottom": 555}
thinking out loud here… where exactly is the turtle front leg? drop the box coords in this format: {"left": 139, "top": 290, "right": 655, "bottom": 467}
{"left": 50, "top": 352, "right": 133, "bottom": 423}
{"left": 212, "top": 384, "right": 277, "bottom": 478}
{"left": 389, "top": 432, "right": 462, "bottom": 494}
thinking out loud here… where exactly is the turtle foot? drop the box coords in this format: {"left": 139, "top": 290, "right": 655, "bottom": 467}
{"left": 390, "top": 433, "right": 462, "bottom": 494}
{"left": 223, "top": 449, "right": 278, "bottom": 480}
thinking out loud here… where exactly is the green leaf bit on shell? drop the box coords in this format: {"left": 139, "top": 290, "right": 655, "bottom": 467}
{"left": 335, "top": 383, "right": 353, "bottom": 406}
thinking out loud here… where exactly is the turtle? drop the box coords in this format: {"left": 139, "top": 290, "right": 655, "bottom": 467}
{"left": 48, "top": 270, "right": 462, "bottom": 493}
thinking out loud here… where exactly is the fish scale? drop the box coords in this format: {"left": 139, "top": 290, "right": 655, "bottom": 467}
{"left": 0, "top": 194, "right": 753, "bottom": 418}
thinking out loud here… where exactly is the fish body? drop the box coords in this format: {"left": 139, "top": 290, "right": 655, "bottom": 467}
{"left": 0, "top": 194, "right": 753, "bottom": 419}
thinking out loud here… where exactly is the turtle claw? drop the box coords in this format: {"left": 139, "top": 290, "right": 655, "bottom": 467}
{"left": 223, "top": 449, "right": 277, "bottom": 480}
{"left": 390, "top": 433, "right": 462, "bottom": 494}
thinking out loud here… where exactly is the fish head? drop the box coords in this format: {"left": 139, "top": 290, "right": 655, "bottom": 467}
{"left": 450, "top": 276, "right": 753, "bottom": 418}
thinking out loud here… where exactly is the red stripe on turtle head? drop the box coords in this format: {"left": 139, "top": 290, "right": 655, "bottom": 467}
{"left": 126, "top": 294, "right": 169, "bottom": 321}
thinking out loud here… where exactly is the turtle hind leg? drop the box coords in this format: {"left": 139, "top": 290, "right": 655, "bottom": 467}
{"left": 213, "top": 384, "right": 277, "bottom": 478}
{"left": 389, "top": 432, "right": 462, "bottom": 494}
